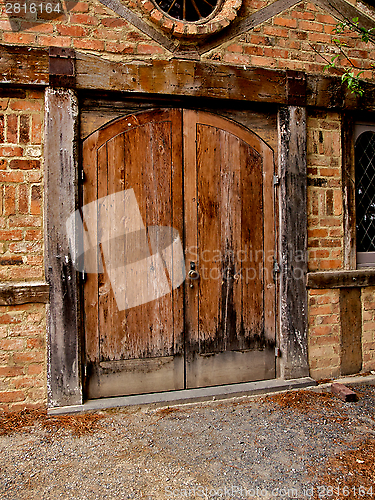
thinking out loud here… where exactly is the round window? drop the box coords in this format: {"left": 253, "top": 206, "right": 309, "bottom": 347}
{"left": 154, "top": 0, "right": 220, "bottom": 22}
{"left": 138, "top": 0, "right": 241, "bottom": 37}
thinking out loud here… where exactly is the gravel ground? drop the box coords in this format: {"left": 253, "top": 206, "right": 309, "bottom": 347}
{"left": 1, "top": 384, "right": 375, "bottom": 500}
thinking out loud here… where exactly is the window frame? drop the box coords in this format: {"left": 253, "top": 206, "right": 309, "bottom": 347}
{"left": 342, "top": 115, "right": 375, "bottom": 270}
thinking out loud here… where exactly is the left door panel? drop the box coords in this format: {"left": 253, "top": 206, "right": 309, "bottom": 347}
{"left": 82, "top": 109, "right": 185, "bottom": 399}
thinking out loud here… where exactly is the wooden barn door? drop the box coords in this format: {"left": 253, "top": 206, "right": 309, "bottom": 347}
{"left": 82, "top": 108, "right": 276, "bottom": 399}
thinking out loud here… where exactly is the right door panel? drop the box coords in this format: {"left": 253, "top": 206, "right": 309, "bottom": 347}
{"left": 183, "top": 110, "right": 276, "bottom": 388}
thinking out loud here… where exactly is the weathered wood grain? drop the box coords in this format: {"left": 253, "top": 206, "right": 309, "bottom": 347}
{"left": 184, "top": 110, "right": 276, "bottom": 387}
{"left": 0, "top": 45, "right": 48, "bottom": 86}
{"left": 339, "top": 288, "right": 362, "bottom": 376}
{"left": 278, "top": 106, "right": 309, "bottom": 379}
{"left": 307, "top": 269, "right": 375, "bottom": 288}
{"left": 75, "top": 54, "right": 288, "bottom": 103}
{"left": 0, "top": 282, "right": 49, "bottom": 305}
{"left": 342, "top": 113, "right": 356, "bottom": 270}
{"left": 44, "top": 88, "right": 82, "bottom": 407}
{"left": 1, "top": 44, "right": 374, "bottom": 111}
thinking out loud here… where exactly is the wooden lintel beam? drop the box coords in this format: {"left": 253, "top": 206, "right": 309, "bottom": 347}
{"left": 1, "top": 44, "right": 375, "bottom": 110}
{"left": 0, "top": 45, "right": 49, "bottom": 86}
{"left": 0, "top": 282, "right": 49, "bottom": 305}
{"left": 307, "top": 269, "right": 375, "bottom": 288}
{"left": 75, "top": 53, "right": 288, "bottom": 103}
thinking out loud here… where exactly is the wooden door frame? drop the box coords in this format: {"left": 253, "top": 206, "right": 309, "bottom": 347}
{"left": 45, "top": 88, "right": 309, "bottom": 408}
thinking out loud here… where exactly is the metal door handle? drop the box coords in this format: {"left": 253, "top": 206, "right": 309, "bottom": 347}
{"left": 188, "top": 269, "right": 199, "bottom": 280}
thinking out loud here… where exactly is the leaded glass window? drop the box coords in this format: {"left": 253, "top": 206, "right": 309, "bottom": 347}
{"left": 355, "top": 130, "right": 375, "bottom": 265}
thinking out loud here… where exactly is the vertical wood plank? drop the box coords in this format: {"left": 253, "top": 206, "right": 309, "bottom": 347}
{"left": 44, "top": 88, "right": 82, "bottom": 407}
{"left": 278, "top": 105, "right": 309, "bottom": 379}
{"left": 183, "top": 109, "right": 199, "bottom": 360}
{"left": 340, "top": 287, "right": 362, "bottom": 375}
{"left": 342, "top": 112, "right": 356, "bottom": 270}
{"left": 82, "top": 132, "right": 99, "bottom": 365}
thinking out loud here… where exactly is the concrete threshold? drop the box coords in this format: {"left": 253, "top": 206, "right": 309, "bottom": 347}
{"left": 48, "top": 376, "right": 317, "bottom": 415}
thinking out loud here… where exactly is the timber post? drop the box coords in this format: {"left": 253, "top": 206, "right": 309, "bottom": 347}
{"left": 44, "top": 88, "right": 82, "bottom": 407}
{"left": 278, "top": 105, "right": 309, "bottom": 379}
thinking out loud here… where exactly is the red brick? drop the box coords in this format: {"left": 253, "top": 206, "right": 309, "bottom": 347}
{"left": 73, "top": 39, "right": 105, "bottom": 50}
{"left": 9, "top": 101, "right": 41, "bottom": 112}
{"left": 0, "top": 146, "right": 23, "bottom": 157}
{"left": 250, "top": 55, "right": 278, "bottom": 68}
{"left": 20, "top": 22, "right": 54, "bottom": 33}
{"left": 57, "top": 25, "right": 88, "bottom": 36}
{"left": 0, "top": 390, "right": 26, "bottom": 403}
{"left": 0, "top": 366, "right": 25, "bottom": 377}
{"left": 13, "top": 351, "right": 44, "bottom": 363}
{"left": 263, "top": 26, "right": 289, "bottom": 38}
{"left": 316, "top": 13, "right": 336, "bottom": 24}
{"left": 13, "top": 377, "right": 44, "bottom": 389}
{"left": 4, "top": 186, "right": 16, "bottom": 216}
{"left": 309, "top": 304, "right": 333, "bottom": 316}
{"left": 308, "top": 32, "right": 332, "bottom": 44}
{"left": 9, "top": 160, "right": 40, "bottom": 170}
{"left": 31, "top": 115, "right": 42, "bottom": 144}
{"left": 0, "top": 99, "right": 9, "bottom": 112}
{"left": 0, "top": 115, "right": 4, "bottom": 142}
{"left": 223, "top": 53, "right": 250, "bottom": 65}
{"left": 19, "top": 115, "right": 30, "bottom": 144}
{"left": 3, "top": 33, "right": 37, "bottom": 44}
{"left": 19, "top": 184, "right": 28, "bottom": 214}
{"left": 27, "top": 171, "right": 41, "bottom": 183}
{"left": 308, "top": 228, "right": 328, "bottom": 238}
{"left": 137, "top": 44, "right": 164, "bottom": 55}
{"left": 274, "top": 17, "right": 297, "bottom": 28}
{"left": 292, "top": 11, "right": 315, "bottom": 20}
{"left": 0, "top": 172, "right": 24, "bottom": 182}
{"left": 244, "top": 46, "right": 264, "bottom": 56}
{"left": 102, "top": 18, "right": 128, "bottom": 28}
{"left": 69, "top": 14, "right": 99, "bottom": 25}
{"left": 105, "top": 42, "right": 134, "bottom": 54}
{"left": 25, "top": 230, "right": 42, "bottom": 241}
{"left": 6, "top": 115, "right": 18, "bottom": 143}
{"left": 9, "top": 215, "right": 41, "bottom": 228}
{"left": 227, "top": 43, "right": 243, "bottom": 53}
{"left": 0, "top": 230, "right": 23, "bottom": 241}
{"left": 38, "top": 35, "right": 71, "bottom": 47}
{"left": 26, "top": 338, "right": 44, "bottom": 349}
{"left": 0, "top": 338, "right": 24, "bottom": 349}
{"left": 300, "top": 20, "right": 323, "bottom": 32}
{"left": 28, "top": 364, "right": 43, "bottom": 375}
{"left": 319, "top": 260, "right": 342, "bottom": 270}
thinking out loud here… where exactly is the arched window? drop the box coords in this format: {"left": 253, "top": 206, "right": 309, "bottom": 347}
{"left": 355, "top": 128, "right": 375, "bottom": 267}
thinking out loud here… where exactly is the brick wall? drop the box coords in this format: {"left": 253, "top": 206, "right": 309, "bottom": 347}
{"left": 0, "top": 90, "right": 46, "bottom": 413}
{"left": 0, "top": 0, "right": 374, "bottom": 404}
{"left": 307, "top": 110, "right": 343, "bottom": 272}
{"left": 308, "top": 289, "right": 341, "bottom": 380}
{"left": 0, "top": 303, "right": 46, "bottom": 411}
{"left": 0, "top": 0, "right": 374, "bottom": 80}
